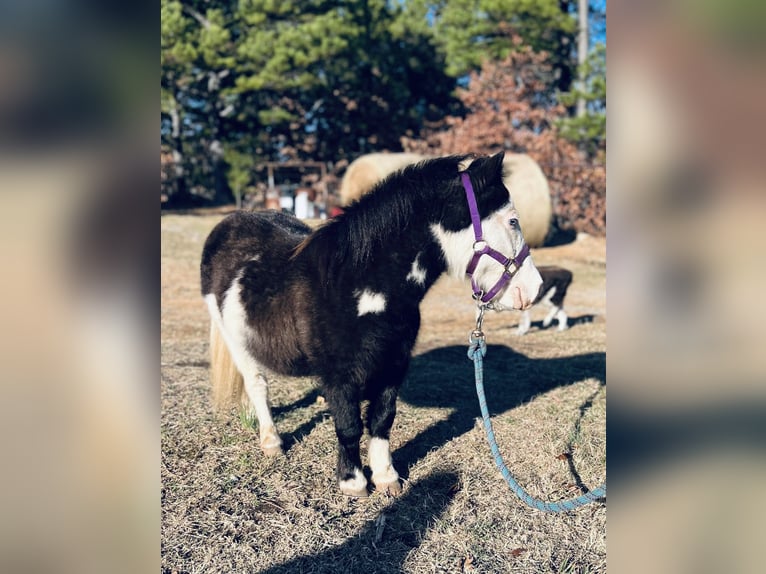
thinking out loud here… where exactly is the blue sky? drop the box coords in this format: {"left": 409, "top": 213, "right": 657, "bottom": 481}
{"left": 590, "top": 0, "right": 607, "bottom": 46}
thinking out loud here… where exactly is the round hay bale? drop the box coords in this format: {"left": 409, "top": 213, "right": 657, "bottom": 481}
{"left": 338, "top": 152, "right": 551, "bottom": 246}
{"left": 501, "top": 153, "right": 552, "bottom": 247}
{"left": 339, "top": 153, "right": 428, "bottom": 206}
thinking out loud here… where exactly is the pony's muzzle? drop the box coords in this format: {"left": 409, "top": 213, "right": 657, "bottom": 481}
{"left": 509, "top": 261, "right": 543, "bottom": 310}
{"left": 513, "top": 286, "right": 535, "bottom": 310}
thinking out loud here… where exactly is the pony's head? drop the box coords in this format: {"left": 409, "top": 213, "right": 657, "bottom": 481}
{"left": 431, "top": 151, "right": 543, "bottom": 310}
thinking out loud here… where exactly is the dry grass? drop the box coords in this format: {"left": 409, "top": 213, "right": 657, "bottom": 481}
{"left": 161, "top": 213, "right": 606, "bottom": 573}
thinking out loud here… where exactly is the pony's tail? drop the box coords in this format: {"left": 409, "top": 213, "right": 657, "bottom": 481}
{"left": 209, "top": 319, "right": 244, "bottom": 412}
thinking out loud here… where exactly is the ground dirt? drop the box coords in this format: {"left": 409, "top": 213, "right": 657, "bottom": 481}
{"left": 162, "top": 212, "right": 606, "bottom": 574}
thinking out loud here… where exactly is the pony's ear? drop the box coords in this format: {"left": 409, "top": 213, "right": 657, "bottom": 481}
{"left": 467, "top": 151, "right": 505, "bottom": 183}
{"left": 488, "top": 150, "right": 505, "bottom": 179}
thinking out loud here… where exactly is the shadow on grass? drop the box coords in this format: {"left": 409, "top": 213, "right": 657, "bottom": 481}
{"left": 563, "top": 381, "right": 607, "bottom": 494}
{"left": 268, "top": 344, "right": 605, "bottom": 484}
{"left": 568, "top": 313, "right": 598, "bottom": 328}
{"left": 509, "top": 313, "right": 597, "bottom": 333}
{"left": 272, "top": 388, "right": 328, "bottom": 453}
{"left": 281, "top": 411, "right": 329, "bottom": 452}
{"left": 272, "top": 387, "right": 321, "bottom": 417}
{"left": 258, "top": 470, "right": 459, "bottom": 574}
{"left": 396, "top": 344, "right": 605, "bottom": 480}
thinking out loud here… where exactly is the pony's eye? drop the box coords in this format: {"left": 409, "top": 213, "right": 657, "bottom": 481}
{"left": 509, "top": 218, "right": 519, "bottom": 229}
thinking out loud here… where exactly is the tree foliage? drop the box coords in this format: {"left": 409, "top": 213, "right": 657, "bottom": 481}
{"left": 161, "top": 0, "right": 606, "bottom": 236}
{"left": 161, "top": 0, "right": 458, "bottom": 203}
{"left": 403, "top": 0, "right": 578, "bottom": 90}
{"left": 402, "top": 40, "right": 605, "bottom": 235}
{"left": 557, "top": 42, "right": 606, "bottom": 158}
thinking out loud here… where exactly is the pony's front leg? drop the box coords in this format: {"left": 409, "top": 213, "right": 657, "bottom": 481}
{"left": 516, "top": 310, "right": 532, "bottom": 335}
{"left": 324, "top": 384, "right": 367, "bottom": 497}
{"left": 367, "top": 384, "right": 402, "bottom": 495}
{"left": 542, "top": 305, "right": 558, "bottom": 328}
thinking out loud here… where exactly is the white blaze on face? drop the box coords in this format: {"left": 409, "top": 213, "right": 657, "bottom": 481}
{"left": 356, "top": 289, "right": 387, "bottom": 316}
{"left": 431, "top": 203, "right": 542, "bottom": 310}
{"left": 485, "top": 207, "right": 542, "bottom": 310}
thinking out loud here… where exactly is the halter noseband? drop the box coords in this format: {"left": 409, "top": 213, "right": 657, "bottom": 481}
{"left": 460, "top": 172, "right": 530, "bottom": 304}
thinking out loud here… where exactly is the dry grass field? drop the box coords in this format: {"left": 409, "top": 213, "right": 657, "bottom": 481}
{"left": 161, "top": 211, "right": 606, "bottom": 573}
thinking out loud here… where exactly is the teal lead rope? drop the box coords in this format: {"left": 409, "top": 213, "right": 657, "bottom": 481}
{"left": 467, "top": 327, "right": 606, "bottom": 513}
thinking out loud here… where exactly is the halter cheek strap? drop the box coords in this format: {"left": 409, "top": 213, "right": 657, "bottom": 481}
{"left": 460, "top": 172, "right": 530, "bottom": 304}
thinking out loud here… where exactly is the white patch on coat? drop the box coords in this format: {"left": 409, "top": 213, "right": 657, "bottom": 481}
{"left": 429, "top": 222, "right": 475, "bottom": 280}
{"left": 430, "top": 205, "right": 542, "bottom": 309}
{"left": 430, "top": 204, "right": 517, "bottom": 279}
{"left": 406, "top": 253, "right": 427, "bottom": 286}
{"left": 207, "top": 281, "right": 282, "bottom": 453}
{"left": 339, "top": 467, "right": 367, "bottom": 495}
{"left": 369, "top": 437, "right": 399, "bottom": 486}
{"left": 356, "top": 289, "right": 387, "bottom": 316}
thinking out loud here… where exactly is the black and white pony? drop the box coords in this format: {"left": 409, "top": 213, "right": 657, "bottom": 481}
{"left": 200, "top": 152, "right": 542, "bottom": 497}
{"left": 516, "top": 266, "right": 573, "bottom": 335}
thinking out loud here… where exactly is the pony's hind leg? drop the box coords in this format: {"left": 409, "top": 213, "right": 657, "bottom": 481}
{"left": 208, "top": 292, "right": 283, "bottom": 456}
{"left": 221, "top": 343, "right": 283, "bottom": 456}
{"left": 242, "top": 372, "right": 283, "bottom": 456}
{"left": 366, "top": 384, "right": 402, "bottom": 495}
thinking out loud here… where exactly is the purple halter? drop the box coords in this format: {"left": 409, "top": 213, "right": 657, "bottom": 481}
{"left": 460, "top": 172, "right": 531, "bottom": 304}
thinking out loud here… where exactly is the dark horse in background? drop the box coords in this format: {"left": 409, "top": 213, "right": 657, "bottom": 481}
{"left": 200, "top": 152, "right": 543, "bottom": 497}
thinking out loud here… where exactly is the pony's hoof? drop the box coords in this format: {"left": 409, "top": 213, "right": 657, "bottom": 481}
{"left": 374, "top": 480, "right": 402, "bottom": 496}
{"left": 339, "top": 485, "right": 369, "bottom": 498}
{"left": 261, "top": 444, "right": 284, "bottom": 457}
{"left": 260, "top": 427, "right": 283, "bottom": 456}
{"left": 339, "top": 470, "right": 369, "bottom": 497}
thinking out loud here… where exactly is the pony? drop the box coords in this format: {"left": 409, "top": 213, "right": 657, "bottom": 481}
{"left": 339, "top": 152, "right": 553, "bottom": 247}
{"left": 200, "top": 152, "right": 542, "bottom": 497}
{"left": 516, "top": 266, "right": 573, "bottom": 335}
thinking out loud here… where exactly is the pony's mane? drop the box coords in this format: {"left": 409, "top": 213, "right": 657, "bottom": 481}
{"left": 293, "top": 155, "right": 470, "bottom": 283}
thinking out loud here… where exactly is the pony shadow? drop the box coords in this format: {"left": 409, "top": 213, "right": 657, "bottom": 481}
{"left": 280, "top": 411, "right": 329, "bottom": 453}
{"left": 519, "top": 313, "right": 597, "bottom": 332}
{"left": 568, "top": 314, "right": 597, "bottom": 328}
{"left": 272, "top": 387, "right": 321, "bottom": 416}
{"left": 272, "top": 387, "right": 329, "bottom": 453}
{"left": 257, "top": 470, "right": 459, "bottom": 574}
{"left": 395, "top": 344, "right": 605, "bottom": 479}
